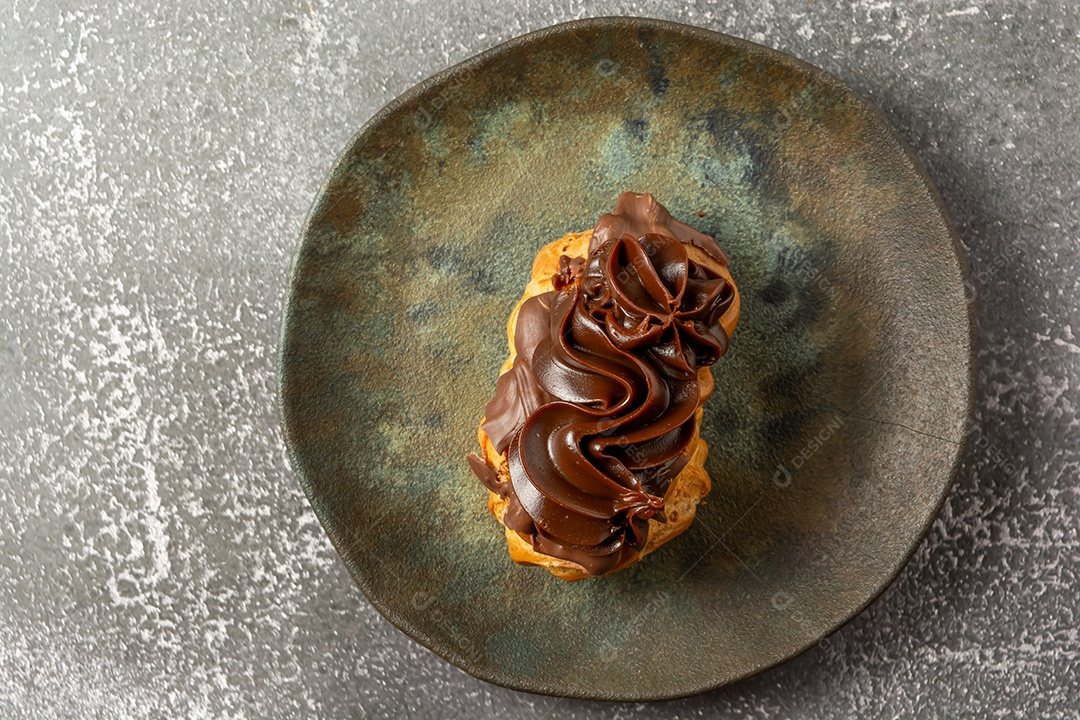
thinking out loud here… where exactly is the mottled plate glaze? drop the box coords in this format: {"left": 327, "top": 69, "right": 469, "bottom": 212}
{"left": 278, "top": 17, "right": 975, "bottom": 701}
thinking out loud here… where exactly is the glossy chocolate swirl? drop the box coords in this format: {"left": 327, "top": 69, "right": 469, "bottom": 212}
{"left": 469, "top": 194, "right": 735, "bottom": 576}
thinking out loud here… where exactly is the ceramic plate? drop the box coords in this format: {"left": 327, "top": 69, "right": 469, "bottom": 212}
{"left": 278, "top": 17, "right": 975, "bottom": 701}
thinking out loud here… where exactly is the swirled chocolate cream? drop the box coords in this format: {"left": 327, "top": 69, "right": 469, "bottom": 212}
{"left": 466, "top": 193, "right": 740, "bottom": 580}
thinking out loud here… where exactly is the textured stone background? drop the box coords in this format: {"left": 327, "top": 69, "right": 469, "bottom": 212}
{"left": 1, "top": 0, "right": 1077, "bottom": 717}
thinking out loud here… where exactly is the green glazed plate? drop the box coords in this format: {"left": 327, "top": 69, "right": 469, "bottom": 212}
{"left": 278, "top": 17, "right": 976, "bottom": 701}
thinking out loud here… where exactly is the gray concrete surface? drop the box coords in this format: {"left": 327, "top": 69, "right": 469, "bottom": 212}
{"left": 1, "top": 0, "right": 1077, "bottom": 717}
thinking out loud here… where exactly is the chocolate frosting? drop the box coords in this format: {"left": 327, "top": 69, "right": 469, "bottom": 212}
{"left": 590, "top": 192, "right": 730, "bottom": 266}
{"left": 468, "top": 193, "right": 735, "bottom": 576}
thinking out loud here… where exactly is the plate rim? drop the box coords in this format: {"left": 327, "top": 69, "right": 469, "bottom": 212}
{"left": 277, "top": 15, "right": 978, "bottom": 701}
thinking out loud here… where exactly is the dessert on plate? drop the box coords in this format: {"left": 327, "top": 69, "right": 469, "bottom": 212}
{"left": 467, "top": 192, "right": 740, "bottom": 580}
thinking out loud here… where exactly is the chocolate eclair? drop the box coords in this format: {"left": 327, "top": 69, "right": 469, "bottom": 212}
{"left": 466, "top": 193, "right": 740, "bottom": 580}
